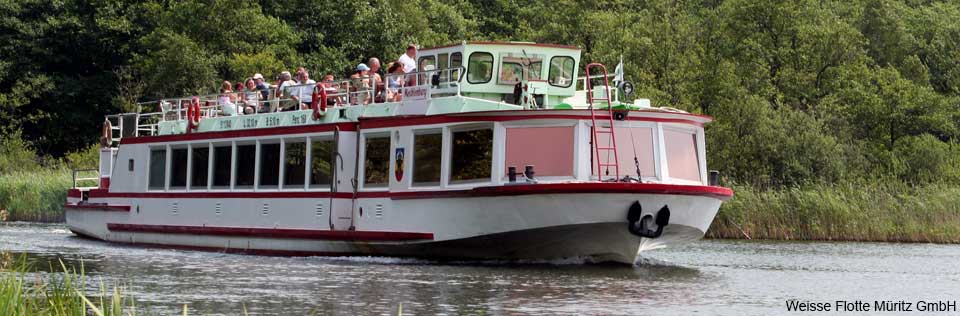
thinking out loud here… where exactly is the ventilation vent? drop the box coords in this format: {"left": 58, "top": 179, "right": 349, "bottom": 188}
{"left": 315, "top": 202, "right": 324, "bottom": 218}
{"left": 215, "top": 202, "right": 222, "bottom": 216}
{"left": 262, "top": 203, "right": 269, "bottom": 216}
{"left": 171, "top": 202, "right": 179, "bottom": 216}
{"left": 375, "top": 204, "right": 384, "bottom": 218}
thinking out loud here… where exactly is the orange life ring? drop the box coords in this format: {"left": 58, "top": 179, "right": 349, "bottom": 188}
{"left": 312, "top": 85, "right": 327, "bottom": 120}
{"left": 187, "top": 96, "right": 201, "bottom": 131}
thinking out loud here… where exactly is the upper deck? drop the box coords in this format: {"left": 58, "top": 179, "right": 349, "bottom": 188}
{"left": 104, "top": 42, "right": 689, "bottom": 144}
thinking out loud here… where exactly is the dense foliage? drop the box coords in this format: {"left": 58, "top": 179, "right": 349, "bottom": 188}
{"left": 2, "top": 0, "right": 960, "bottom": 190}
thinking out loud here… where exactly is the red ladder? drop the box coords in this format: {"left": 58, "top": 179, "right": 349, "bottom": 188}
{"left": 585, "top": 63, "right": 620, "bottom": 181}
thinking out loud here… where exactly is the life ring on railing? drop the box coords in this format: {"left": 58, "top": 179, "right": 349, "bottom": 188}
{"left": 186, "top": 96, "right": 201, "bottom": 131}
{"left": 100, "top": 119, "right": 112, "bottom": 147}
{"left": 311, "top": 85, "right": 327, "bottom": 120}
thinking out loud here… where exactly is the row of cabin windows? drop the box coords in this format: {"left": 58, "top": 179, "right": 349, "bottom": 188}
{"left": 147, "top": 139, "right": 336, "bottom": 190}
{"left": 463, "top": 53, "right": 575, "bottom": 88}
{"left": 362, "top": 128, "right": 494, "bottom": 188}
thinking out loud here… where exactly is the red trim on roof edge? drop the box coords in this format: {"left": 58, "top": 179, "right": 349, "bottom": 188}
{"left": 120, "top": 122, "right": 358, "bottom": 145}
{"left": 106, "top": 223, "right": 434, "bottom": 241}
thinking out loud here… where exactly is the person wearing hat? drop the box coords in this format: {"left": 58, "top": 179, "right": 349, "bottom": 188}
{"left": 252, "top": 73, "right": 271, "bottom": 102}
{"left": 350, "top": 63, "right": 371, "bottom": 104}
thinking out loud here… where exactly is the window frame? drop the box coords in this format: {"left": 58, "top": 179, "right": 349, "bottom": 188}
{"left": 448, "top": 124, "right": 495, "bottom": 186}
{"left": 189, "top": 143, "right": 210, "bottom": 191}
{"left": 360, "top": 132, "right": 392, "bottom": 190}
{"left": 169, "top": 146, "right": 189, "bottom": 190}
{"left": 281, "top": 138, "right": 308, "bottom": 190}
{"left": 147, "top": 147, "right": 167, "bottom": 191}
{"left": 548, "top": 56, "right": 576, "bottom": 88}
{"left": 466, "top": 52, "right": 494, "bottom": 84}
{"left": 257, "top": 139, "right": 282, "bottom": 190}
{"left": 412, "top": 129, "right": 444, "bottom": 187}
{"left": 233, "top": 142, "right": 257, "bottom": 189}
{"left": 308, "top": 135, "right": 337, "bottom": 190}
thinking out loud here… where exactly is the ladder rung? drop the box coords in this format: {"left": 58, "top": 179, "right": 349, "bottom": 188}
{"left": 593, "top": 130, "right": 613, "bottom": 133}
{"left": 597, "top": 147, "right": 616, "bottom": 150}
{"left": 598, "top": 163, "right": 619, "bottom": 167}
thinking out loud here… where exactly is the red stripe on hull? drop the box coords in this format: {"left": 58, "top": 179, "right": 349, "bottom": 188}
{"left": 72, "top": 231, "right": 368, "bottom": 257}
{"left": 106, "top": 223, "right": 434, "bottom": 241}
{"left": 64, "top": 203, "right": 131, "bottom": 212}
{"left": 85, "top": 183, "right": 732, "bottom": 200}
{"left": 67, "top": 189, "right": 82, "bottom": 198}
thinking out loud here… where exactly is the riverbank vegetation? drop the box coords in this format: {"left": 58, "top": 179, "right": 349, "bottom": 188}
{"left": 3, "top": 0, "right": 960, "bottom": 242}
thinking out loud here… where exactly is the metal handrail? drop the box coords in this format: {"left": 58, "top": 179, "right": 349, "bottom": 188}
{"left": 72, "top": 169, "right": 100, "bottom": 189}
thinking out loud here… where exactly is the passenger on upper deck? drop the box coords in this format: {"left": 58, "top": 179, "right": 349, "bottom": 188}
{"left": 252, "top": 73, "right": 271, "bottom": 101}
{"left": 386, "top": 62, "right": 404, "bottom": 102}
{"left": 351, "top": 64, "right": 372, "bottom": 105}
{"left": 321, "top": 74, "right": 342, "bottom": 106}
{"left": 242, "top": 78, "right": 259, "bottom": 114}
{"left": 398, "top": 44, "right": 417, "bottom": 73}
{"left": 367, "top": 58, "right": 384, "bottom": 102}
{"left": 288, "top": 67, "right": 316, "bottom": 110}
{"left": 218, "top": 81, "right": 240, "bottom": 116}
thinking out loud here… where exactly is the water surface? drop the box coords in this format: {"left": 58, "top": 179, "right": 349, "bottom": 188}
{"left": 2, "top": 222, "right": 959, "bottom": 315}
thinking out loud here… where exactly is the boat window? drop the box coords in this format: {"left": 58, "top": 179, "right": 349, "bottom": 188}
{"left": 190, "top": 145, "right": 209, "bottom": 190}
{"left": 450, "top": 52, "right": 463, "bottom": 81}
{"left": 235, "top": 144, "right": 256, "bottom": 188}
{"left": 506, "top": 126, "right": 575, "bottom": 177}
{"left": 413, "top": 131, "right": 442, "bottom": 186}
{"left": 467, "top": 52, "right": 493, "bottom": 84}
{"left": 363, "top": 135, "right": 391, "bottom": 188}
{"left": 498, "top": 54, "right": 543, "bottom": 85}
{"left": 170, "top": 148, "right": 188, "bottom": 189}
{"left": 148, "top": 148, "right": 166, "bottom": 190}
{"left": 664, "top": 129, "right": 701, "bottom": 182}
{"left": 310, "top": 139, "right": 336, "bottom": 188}
{"left": 419, "top": 56, "right": 436, "bottom": 72}
{"left": 548, "top": 56, "right": 575, "bottom": 87}
{"left": 592, "top": 126, "right": 657, "bottom": 179}
{"left": 212, "top": 145, "right": 231, "bottom": 188}
{"left": 450, "top": 128, "right": 493, "bottom": 184}
{"left": 283, "top": 140, "right": 306, "bottom": 187}
{"left": 259, "top": 142, "right": 281, "bottom": 188}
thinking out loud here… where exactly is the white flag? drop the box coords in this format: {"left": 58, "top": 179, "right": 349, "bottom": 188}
{"left": 614, "top": 55, "right": 624, "bottom": 83}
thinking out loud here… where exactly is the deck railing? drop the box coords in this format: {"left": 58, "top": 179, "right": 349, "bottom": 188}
{"left": 72, "top": 169, "right": 100, "bottom": 189}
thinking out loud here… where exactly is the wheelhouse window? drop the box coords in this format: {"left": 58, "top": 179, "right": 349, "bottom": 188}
{"left": 170, "top": 148, "right": 188, "bottom": 189}
{"left": 190, "top": 145, "right": 209, "bottom": 190}
{"left": 467, "top": 52, "right": 493, "bottom": 83}
{"left": 363, "top": 134, "right": 391, "bottom": 188}
{"left": 418, "top": 56, "right": 436, "bottom": 72}
{"left": 259, "top": 142, "right": 281, "bottom": 188}
{"left": 450, "top": 52, "right": 463, "bottom": 81}
{"left": 548, "top": 56, "right": 575, "bottom": 87}
{"left": 212, "top": 144, "right": 231, "bottom": 188}
{"left": 413, "top": 131, "right": 442, "bottom": 186}
{"left": 310, "top": 138, "right": 335, "bottom": 188}
{"left": 498, "top": 54, "right": 543, "bottom": 85}
{"left": 235, "top": 144, "right": 256, "bottom": 188}
{"left": 505, "top": 126, "right": 576, "bottom": 178}
{"left": 450, "top": 128, "right": 493, "bottom": 184}
{"left": 148, "top": 148, "right": 166, "bottom": 190}
{"left": 664, "top": 129, "right": 701, "bottom": 182}
{"left": 283, "top": 140, "right": 306, "bottom": 188}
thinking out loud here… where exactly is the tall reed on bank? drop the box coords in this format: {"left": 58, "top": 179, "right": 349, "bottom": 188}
{"left": 708, "top": 181, "right": 960, "bottom": 243}
{"left": 0, "top": 169, "right": 72, "bottom": 222}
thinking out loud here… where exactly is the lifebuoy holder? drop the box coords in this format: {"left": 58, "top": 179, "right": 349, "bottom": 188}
{"left": 186, "top": 96, "right": 201, "bottom": 131}
{"left": 311, "top": 85, "right": 327, "bottom": 120}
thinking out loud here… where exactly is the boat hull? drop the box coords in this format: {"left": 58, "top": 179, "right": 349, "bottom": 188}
{"left": 66, "top": 186, "right": 725, "bottom": 264}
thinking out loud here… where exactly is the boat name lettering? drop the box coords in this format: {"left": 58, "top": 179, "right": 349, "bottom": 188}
{"left": 265, "top": 116, "right": 280, "bottom": 127}
{"left": 292, "top": 114, "right": 308, "bottom": 125}
{"left": 242, "top": 118, "right": 258, "bottom": 128}
{"left": 219, "top": 120, "right": 232, "bottom": 129}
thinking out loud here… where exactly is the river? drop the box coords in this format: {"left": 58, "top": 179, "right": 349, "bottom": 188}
{"left": 2, "top": 222, "right": 959, "bottom": 315}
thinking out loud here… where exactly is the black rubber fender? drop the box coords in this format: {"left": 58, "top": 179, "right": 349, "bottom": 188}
{"left": 627, "top": 203, "right": 670, "bottom": 238}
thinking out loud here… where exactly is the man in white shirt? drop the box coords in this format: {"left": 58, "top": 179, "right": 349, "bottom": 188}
{"left": 398, "top": 44, "right": 417, "bottom": 73}
{"left": 289, "top": 67, "right": 317, "bottom": 109}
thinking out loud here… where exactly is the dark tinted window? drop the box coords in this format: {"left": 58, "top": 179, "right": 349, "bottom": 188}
{"left": 191, "top": 146, "right": 209, "bottom": 190}
{"left": 451, "top": 129, "right": 493, "bottom": 183}
{"left": 548, "top": 56, "right": 575, "bottom": 87}
{"left": 170, "top": 148, "right": 188, "bottom": 189}
{"left": 284, "top": 141, "right": 306, "bottom": 187}
{"left": 364, "top": 136, "right": 391, "bottom": 187}
{"left": 259, "top": 143, "right": 281, "bottom": 187}
{"left": 235, "top": 144, "right": 256, "bottom": 187}
{"left": 148, "top": 149, "right": 166, "bottom": 190}
{"left": 413, "top": 132, "right": 442, "bottom": 186}
{"left": 212, "top": 145, "right": 231, "bottom": 188}
{"left": 310, "top": 139, "right": 335, "bottom": 187}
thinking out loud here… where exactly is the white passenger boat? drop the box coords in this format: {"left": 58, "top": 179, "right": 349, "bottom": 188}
{"left": 65, "top": 42, "right": 733, "bottom": 264}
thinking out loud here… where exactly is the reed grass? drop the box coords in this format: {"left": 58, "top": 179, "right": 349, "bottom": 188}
{"left": 0, "top": 169, "right": 73, "bottom": 222}
{"left": 707, "top": 181, "right": 960, "bottom": 243}
{"left": 0, "top": 255, "right": 141, "bottom": 316}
